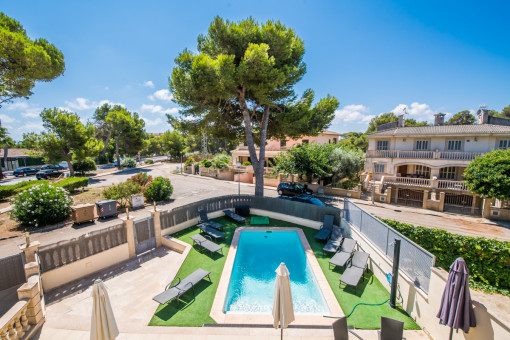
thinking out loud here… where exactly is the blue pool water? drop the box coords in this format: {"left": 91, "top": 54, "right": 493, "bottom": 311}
{"left": 224, "top": 230, "right": 329, "bottom": 314}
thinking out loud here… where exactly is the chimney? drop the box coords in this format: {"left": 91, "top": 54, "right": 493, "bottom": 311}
{"left": 480, "top": 108, "right": 490, "bottom": 124}
{"left": 397, "top": 115, "right": 405, "bottom": 127}
{"left": 434, "top": 113, "right": 446, "bottom": 126}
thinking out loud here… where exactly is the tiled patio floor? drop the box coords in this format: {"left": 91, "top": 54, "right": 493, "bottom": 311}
{"left": 39, "top": 245, "right": 430, "bottom": 339}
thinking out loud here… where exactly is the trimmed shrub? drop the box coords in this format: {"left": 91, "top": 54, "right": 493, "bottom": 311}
{"left": 121, "top": 157, "right": 137, "bottom": 168}
{"left": 145, "top": 159, "right": 154, "bottom": 164}
{"left": 127, "top": 172, "right": 152, "bottom": 187}
{"left": 53, "top": 177, "right": 89, "bottom": 192}
{"left": 211, "top": 153, "right": 231, "bottom": 169}
{"left": 10, "top": 183, "right": 72, "bottom": 227}
{"left": 200, "top": 159, "right": 212, "bottom": 168}
{"left": 184, "top": 156, "right": 194, "bottom": 166}
{"left": 103, "top": 181, "right": 141, "bottom": 208}
{"left": 242, "top": 161, "right": 251, "bottom": 166}
{"left": 0, "top": 180, "right": 47, "bottom": 199}
{"left": 72, "top": 158, "right": 97, "bottom": 175}
{"left": 143, "top": 177, "right": 173, "bottom": 202}
{"left": 382, "top": 219, "right": 510, "bottom": 296}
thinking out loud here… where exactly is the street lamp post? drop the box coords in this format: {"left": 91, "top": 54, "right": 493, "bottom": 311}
{"left": 372, "top": 161, "right": 378, "bottom": 204}
{"left": 236, "top": 162, "right": 241, "bottom": 196}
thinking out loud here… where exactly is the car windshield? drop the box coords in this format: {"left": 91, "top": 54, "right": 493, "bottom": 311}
{"left": 294, "top": 184, "right": 303, "bottom": 190}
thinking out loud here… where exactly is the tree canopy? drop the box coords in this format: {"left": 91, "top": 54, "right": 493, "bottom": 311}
{"left": 445, "top": 110, "right": 477, "bottom": 125}
{"left": 169, "top": 17, "right": 338, "bottom": 195}
{"left": 464, "top": 149, "right": 510, "bottom": 200}
{"left": 366, "top": 112, "right": 429, "bottom": 134}
{"left": 93, "top": 103, "right": 124, "bottom": 157}
{"left": 38, "top": 108, "right": 102, "bottom": 176}
{"left": 0, "top": 12, "right": 65, "bottom": 107}
{"left": 161, "top": 130, "right": 185, "bottom": 158}
{"left": 337, "top": 132, "right": 368, "bottom": 152}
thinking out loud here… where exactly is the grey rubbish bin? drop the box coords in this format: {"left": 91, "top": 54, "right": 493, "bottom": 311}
{"left": 95, "top": 199, "right": 118, "bottom": 219}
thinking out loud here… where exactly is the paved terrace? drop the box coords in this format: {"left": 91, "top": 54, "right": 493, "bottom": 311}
{"left": 38, "top": 245, "right": 429, "bottom": 339}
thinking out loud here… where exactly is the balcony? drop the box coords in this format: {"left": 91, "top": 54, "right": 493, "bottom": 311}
{"left": 367, "top": 150, "right": 486, "bottom": 161}
{"left": 383, "top": 176, "right": 469, "bottom": 191}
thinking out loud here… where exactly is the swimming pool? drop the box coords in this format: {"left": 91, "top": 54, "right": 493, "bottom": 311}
{"left": 224, "top": 230, "right": 330, "bottom": 314}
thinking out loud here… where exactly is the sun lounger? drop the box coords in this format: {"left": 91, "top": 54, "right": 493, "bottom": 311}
{"left": 190, "top": 234, "right": 223, "bottom": 256}
{"left": 323, "top": 227, "right": 344, "bottom": 253}
{"left": 199, "top": 209, "right": 224, "bottom": 230}
{"left": 223, "top": 209, "right": 245, "bottom": 223}
{"left": 315, "top": 214, "right": 334, "bottom": 241}
{"left": 198, "top": 223, "right": 225, "bottom": 239}
{"left": 328, "top": 238, "right": 357, "bottom": 269}
{"left": 339, "top": 251, "right": 370, "bottom": 292}
{"left": 152, "top": 268, "right": 211, "bottom": 305}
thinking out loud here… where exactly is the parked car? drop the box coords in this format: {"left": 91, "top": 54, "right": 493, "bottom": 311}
{"left": 58, "top": 161, "right": 69, "bottom": 169}
{"left": 41, "top": 164, "right": 65, "bottom": 171}
{"left": 277, "top": 182, "right": 313, "bottom": 196}
{"left": 290, "top": 194, "right": 329, "bottom": 207}
{"left": 13, "top": 167, "right": 38, "bottom": 177}
{"left": 113, "top": 159, "right": 123, "bottom": 167}
{"left": 36, "top": 169, "right": 62, "bottom": 180}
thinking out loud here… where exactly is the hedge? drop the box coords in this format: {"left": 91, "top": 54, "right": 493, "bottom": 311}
{"left": 52, "top": 177, "right": 89, "bottom": 192}
{"left": 382, "top": 219, "right": 510, "bottom": 296}
{"left": 0, "top": 180, "right": 47, "bottom": 199}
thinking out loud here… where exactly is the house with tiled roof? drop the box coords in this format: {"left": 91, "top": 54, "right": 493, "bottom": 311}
{"left": 0, "top": 148, "right": 44, "bottom": 171}
{"left": 365, "top": 109, "right": 510, "bottom": 216}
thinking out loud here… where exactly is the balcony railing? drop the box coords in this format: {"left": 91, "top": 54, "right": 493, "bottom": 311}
{"left": 383, "top": 176, "right": 470, "bottom": 192}
{"left": 367, "top": 150, "right": 486, "bottom": 161}
{"left": 235, "top": 146, "right": 286, "bottom": 151}
{"left": 0, "top": 300, "right": 29, "bottom": 340}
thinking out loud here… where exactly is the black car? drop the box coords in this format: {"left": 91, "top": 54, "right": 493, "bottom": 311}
{"left": 277, "top": 182, "right": 313, "bottom": 196}
{"left": 13, "top": 167, "right": 38, "bottom": 177}
{"left": 41, "top": 164, "right": 65, "bottom": 171}
{"left": 36, "top": 169, "right": 62, "bottom": 179}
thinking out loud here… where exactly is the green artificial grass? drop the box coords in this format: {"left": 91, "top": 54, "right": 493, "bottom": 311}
{"left": 250, "top": 216, "right": 270, "bottom": 224}
{"left": 149, "top": 216, "right": 420, "bottom": 330}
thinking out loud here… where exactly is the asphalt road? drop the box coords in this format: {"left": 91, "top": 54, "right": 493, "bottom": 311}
{"left": 0, "top": 163, "right": 278, "bottom": 256}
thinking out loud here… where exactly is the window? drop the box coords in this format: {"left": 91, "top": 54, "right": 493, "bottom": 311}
{"left": 440, "top": 167, "right": 456, "bottom": 180}
{"left": 374, "top": 164, "right": 385, "bottom": 173}
{"left": 498, "top": 139, "right": 510, "bottom": 149}
{"left": 301, "top": 139, "right": 309, "bottom": 144}
{"left": 280, "top": 139, "right": 287, "bottom": 147}
{"left": 376, "top": 140, "right": 389, "bottom": 150}
{"left": 415, "top": 165, "right": 430, "bottom": 178}
{"left": 447, "top": 140, "right": 462, "bottom": 151}
{"left": 415, "top": 140, "right": 429, "bottom": 150}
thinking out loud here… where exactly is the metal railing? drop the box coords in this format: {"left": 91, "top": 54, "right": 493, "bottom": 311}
{"left": 383, "top": 176, "right": 432, "bottom": 188}
{"left": 437, "top": 180, "right": 468, "bottom": 191}
{"left": 367, "top": 150, "right": 486, "bottom": 160}
{"left": 38, "top": 223, "right": 126, "bottom": 272}
{"left": 343, "top": 198, "right": 435, "bottom": 293}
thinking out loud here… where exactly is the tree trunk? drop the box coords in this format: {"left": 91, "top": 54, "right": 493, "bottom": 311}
{"left": 101, "top": 131, "right": 111, "bottom": 157}
{"left": 238, "top": 92, "right": 270, "bottom": 196}
{"left": 68, "top": 158, "right": 75, "bottom": 177}
{"left": 115, "top": 141, "right": 121, "bottom": 169}
{"left": 0, "top": 145, "right": 7, "bottom": 179}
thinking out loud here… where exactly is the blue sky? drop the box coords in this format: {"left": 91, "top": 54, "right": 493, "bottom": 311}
{"left": 2, "top": 0, "right": 509, "bottom": 141}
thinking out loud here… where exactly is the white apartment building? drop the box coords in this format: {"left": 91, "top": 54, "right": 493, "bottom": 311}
{"left": 365, "top": 111, "right": 510, "bottom": 214}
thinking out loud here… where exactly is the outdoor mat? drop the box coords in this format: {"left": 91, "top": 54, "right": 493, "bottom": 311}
{"left": 250, "top": 216, "right": 270, "bottom": 225}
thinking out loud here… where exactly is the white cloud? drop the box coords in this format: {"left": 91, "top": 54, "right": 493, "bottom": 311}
{"left": 143, "top": 80, "right": 155, "bottom": 88}
{"left": 142, "top": 116, "right": 164, "bottom": 127}
{"left": 0, "top": 114, "right": 18, "bottom": 124}
{"left": 392, "top": 102, "right": 433, "bottom": 119}
{"left": 140, "top": 104, "right": 178, "bottom": 115}
{"left": 149, "top": 89, "right": 173, "bottom": 102}
{"left": 334, "top": 104, "right": 375, "bottom": 124}
{"left": 6, "top": 102, "right": 29, "bottom": 111}
{"left": 65, "top": 97, "right": 91, "bottom": 110}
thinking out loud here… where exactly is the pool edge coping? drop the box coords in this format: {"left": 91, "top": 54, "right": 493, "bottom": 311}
{"left": 210, "top": 226, "right": 344, "bottom": 326}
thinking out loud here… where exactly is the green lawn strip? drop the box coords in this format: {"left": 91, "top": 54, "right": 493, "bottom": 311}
{"left": 149, "top": 216, "right": 238, "bottom": 327}
{"left": 149, "top": 216, "right": 419, "bottom": 329}
{"left": 299, "top": 227, "right": 420, "bottom": 330}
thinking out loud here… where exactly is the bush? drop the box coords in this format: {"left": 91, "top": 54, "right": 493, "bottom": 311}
{"left": 145, "top": 159, "right": 154, "bottom": 164}
{"left": 72, "top": 158, "right": 97, "bottom": 175}
{"left": 127, "top": 172, "right": 152, "bottom": 187}
{"left": 10, "top": 183, "right": 72, "bottom": 227}
{"left": 0, "top": 180, "right": 47, "bottom": 199}
{"left": 103, "top": 181, "right": 141, "bottom": 208}
{"left": 53, "top": 177, "right": 89, "bottom": 192}
{"left": 242, "top": 161, "right": 251, "bottom": 166}
{"left": 336, "top": 178, "right": 360, "bottom": 190}
{"left": 143, "top": 177, "right": 173, "bottom": 202}
{"left": 200, "top": 159, "right": 212, "bottom": 168}
{"left": 95, "top": 154, "right": 111, "bottom": 165}
{"left": 121, "top": 157, "right": 137, "bottom": 168}
{"left": 184, "top": 156, "right": 194, "bottom": 166}
{"left": 382, "top": 219, "right": 510, "bottom": 296}
{"left": 211, "top": 153, "right": 231, "bottom": 169}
